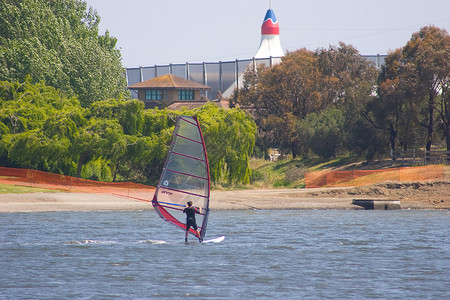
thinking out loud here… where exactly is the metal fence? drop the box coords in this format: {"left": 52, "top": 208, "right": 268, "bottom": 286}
{"left": 126, "top": 55, "right": 386, "bottom": 100}
{"left": 391, "top": 149, "right": 450, "bottom": 165}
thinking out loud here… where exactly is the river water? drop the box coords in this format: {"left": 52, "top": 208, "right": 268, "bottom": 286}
{"left": 1, "top": 210, "right": 449, "bottom": 299}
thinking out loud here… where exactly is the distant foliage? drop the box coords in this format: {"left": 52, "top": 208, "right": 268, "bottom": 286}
{"left": 195, "top": 103, "right": 257, "bottom": 184}
{"left": 236, "top": 43, "right": 379, "bottom": 159}
{"left": 236, "top": 28, "right": 450, "bottom": 160}
{"left": 0, "top": 80, "right": 256, "bottom": 185}
{"left": 372, "top": 26, "right": 450, "bottom": 155}
{"left": 0, "top": 0, "right": 130, "bottom": 107}
{"left": 296, "top": 108, "right": 345, "bottom": 158}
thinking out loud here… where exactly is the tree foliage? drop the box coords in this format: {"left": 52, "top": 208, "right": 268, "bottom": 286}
{"left": 402, "top": 26, "right": 450, "bottom": 152}
{"left": 0, "top": 0, "right": 130, "bottom": 107}
{"left": 374, "top": 26, "right": 450, "bottom": 155}
{"left": 368, "top": 49, "right": 419, "bottom": 154}
{"left": 0, "top": 78, "right": 83, "bottom": 174}
{"left": 236, "top": 44, "right": 379, "bottom": 159}
{"left": 316, "top": 42, "right": 378, "bottom": 107}
{"left": 195, "top": 103, "right": 257, "bottom": 184}
{"left": 296, "top": 108, "right": 345, "bottom": 158}
{"left": 236, "top": 28, "right": 449, "bottom": 161}
{"left": 0, "top": 80, "right": 256, "bottom": 185}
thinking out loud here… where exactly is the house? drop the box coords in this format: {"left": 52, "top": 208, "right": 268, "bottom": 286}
{"left": 127, "top": 74, "right": 211, "bottom": 109}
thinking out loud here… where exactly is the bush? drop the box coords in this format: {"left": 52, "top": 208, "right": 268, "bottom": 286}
{"left": 297, "top": 108, "right": 345, "bottom": 158}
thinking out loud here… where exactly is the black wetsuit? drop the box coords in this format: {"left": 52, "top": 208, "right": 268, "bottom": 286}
{"left": 183, "top": 206, "right": 198, "bottom": 231}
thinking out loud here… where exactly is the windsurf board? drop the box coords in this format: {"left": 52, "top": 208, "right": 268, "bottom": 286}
{"left": 201, "top": 236, "right": 225, "bottom": 244}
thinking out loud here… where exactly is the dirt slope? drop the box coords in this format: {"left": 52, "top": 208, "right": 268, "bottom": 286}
{"left": 302, "top": 180, "right": 449, "bottom": 209}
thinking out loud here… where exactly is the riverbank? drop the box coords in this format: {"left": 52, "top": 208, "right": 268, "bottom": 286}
{"left": 0, "top": 180, "right": 448, "bottom": 212}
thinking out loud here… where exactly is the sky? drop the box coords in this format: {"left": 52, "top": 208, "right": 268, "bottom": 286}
{"left": 85, "top": 0, "right": 450, "bottom": 68}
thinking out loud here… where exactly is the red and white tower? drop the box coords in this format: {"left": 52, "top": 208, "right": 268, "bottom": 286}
{"left": 254, "top": 8, "right": 284, "bottom": 58}
{"left": 223, "top": 8, "right": 284, "bottom": 97}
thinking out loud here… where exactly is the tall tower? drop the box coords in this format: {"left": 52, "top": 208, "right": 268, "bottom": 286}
{"left": 254, "top": 8, "right": 284, "bottom": 58}
{"left": 222, "top": 7, "right": 284, "bottom": 98}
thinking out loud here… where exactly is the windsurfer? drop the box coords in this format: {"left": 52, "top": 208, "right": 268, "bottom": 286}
{"left": 183, "top": 201, "right": 202, "bottom": 242}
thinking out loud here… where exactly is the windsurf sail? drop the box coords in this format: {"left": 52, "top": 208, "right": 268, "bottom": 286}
{"left": 152, "top": 116, "right": 210, "bottom": 239}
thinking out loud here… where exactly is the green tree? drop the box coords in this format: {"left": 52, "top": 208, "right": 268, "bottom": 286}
{"left": 71, "top": 118, "right": 124, "bottom": 178}
{"left": 316, "top": 43, "right": 379, "bottom": 159}
{"left": 401, "top": 26, "right": 450, "bottom": 154}
{"left": 90, "top": 98, "right": 145, "bottom": 135}
{"left": 195, "top": 103, "right": 256, "bottom": 184}
{"left": 368, "top": 49, "right": 420, "bottom": 156}
{"left": 1, "top": 80, "right": 258, "bottom": 185}
{"left": 7, "top": 130, "right": 71, "bottom": 173}
{"left": 0, "top": 79, "right": 84, "bottom": 173}
{"left": 0, "top": 0, "right": 130, "bottom": 107}
{"left": 237, "top": 49, "right": 324, "bottom": 157}
{"left": 316, "top": 43, "right": 378, "bottom": 107}
{"left": 296, "top": 108, "right": 345, "bottom": 158}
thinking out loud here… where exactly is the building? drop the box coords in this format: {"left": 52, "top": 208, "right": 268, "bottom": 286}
{"left": 125, "top": 7, "right": 386, "bottom": 102}
{"left": 128, "top": 74, "right": 211, "bottom": 109}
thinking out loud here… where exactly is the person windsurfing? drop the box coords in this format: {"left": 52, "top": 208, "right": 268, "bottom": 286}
{"left": 183, "top": 201, "right": 202, "bottom": 242}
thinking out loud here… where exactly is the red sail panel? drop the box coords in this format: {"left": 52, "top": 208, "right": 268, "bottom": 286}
{"left": 152, "top": 116, "right": 210, "bottom": 239}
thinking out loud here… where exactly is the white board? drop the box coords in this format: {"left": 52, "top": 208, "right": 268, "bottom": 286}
{"left": 202, "top": 236, "right": 225, "bottom": 244}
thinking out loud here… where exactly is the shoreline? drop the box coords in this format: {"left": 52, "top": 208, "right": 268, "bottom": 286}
{"left": 0, "top": 181, "right": 448, "bottom": 212}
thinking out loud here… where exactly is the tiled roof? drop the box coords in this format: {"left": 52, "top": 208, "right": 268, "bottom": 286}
{"left": 128, "top": 74, "right": 210, "bottom": 90}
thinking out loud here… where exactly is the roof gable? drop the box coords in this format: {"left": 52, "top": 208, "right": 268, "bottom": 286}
{"left": 128, "top": 74, "right": 210, "bottom": 90}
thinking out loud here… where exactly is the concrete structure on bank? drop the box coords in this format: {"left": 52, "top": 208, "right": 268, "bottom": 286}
{"left": 352, "top": 199, "right": 401, "bottom": 210}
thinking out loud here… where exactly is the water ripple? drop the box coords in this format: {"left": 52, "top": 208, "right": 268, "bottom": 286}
{"left": 0, "top": 210, "right": 449, "bottom": 299}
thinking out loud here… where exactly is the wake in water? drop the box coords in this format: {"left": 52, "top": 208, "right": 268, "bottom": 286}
{"left": 137, "top": 240, "right": 168, "bottom": 245}
{"left": 66, "top": 240, "right": 117, "bottom": 245}
{"left": 2, "top": 238, "right": 223, "bottom": 246}
{"left": 1, "top": 239, "right": 202, "bottom": 246}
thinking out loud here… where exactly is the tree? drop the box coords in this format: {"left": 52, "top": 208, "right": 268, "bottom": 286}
{"left": 1, "top": 79, "right": 257, "bottom": 185}
{"left": 401, "top": 26, "right": 450, "bottom": 154}
{"left": 316, "top": 42, "right": 378, "bottom": 107}
{"left": 367, "top": 49, "right": 419, "bottom": 156}
{"left": 0, "top": 79, "right": 85, "bottom": 173}
{"left": 71, "top": 118, "right": 124, "bottom": 178}
{"left": 195, "top": 103, "right": 256, "bottom": 184}
{"left": 90, "top": 98, "right": 145, "bottom": 135}
{"left": 296, "top": 108, "right": 345, "bottom": 158}
{"left": 316, "top": 43, "right": 380, "bottom": 159}
{"left": 123, "top": 108, "right": 175, "bottom": 184}
{"left": 0, "top": 0, "right": 130, "bottom": 107}
{"left": 237, "top": 45, "right": 378, "bottom": 159}
{"left": 237, "top": 49, "right": 324, "bottom": 157}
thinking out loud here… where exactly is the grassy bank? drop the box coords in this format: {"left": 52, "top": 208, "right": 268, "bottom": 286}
{"left": 247, "top": 156, "right": 361, "bottom": 189}
{"left": 0, "top": 183, "right": 61, "bottom": 194}
{"left": 245, "top": 156, "right": 449, "bottom": 189}
{"left": 1, "top": 157, "right": 448, "bottom": 192}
